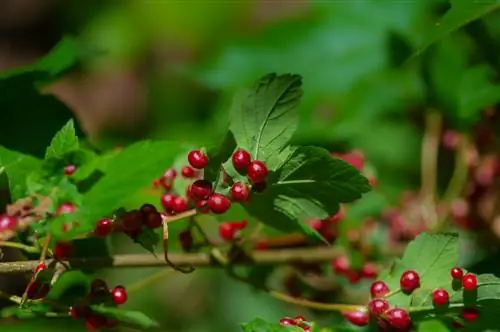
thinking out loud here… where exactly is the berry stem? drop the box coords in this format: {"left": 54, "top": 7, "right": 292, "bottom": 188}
{"left": 163, "top": 209, "right": 198, "bottom": 223}
{"left": 0, "top": 241, "right": 40, "bottom": 253}
{"left": 268, "top": 290, "right": 364, "bottom": 312}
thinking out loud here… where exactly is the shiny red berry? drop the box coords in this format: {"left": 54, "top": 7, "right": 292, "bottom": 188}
{"left": 0, "top": 214, "right": 17, "bottom": 230}
{"left": 171, "top": 196, "right": 188, "bottom": 213}
{"left": 279, "top": 317, "right": 296, "bottom": 326}
{"left": 164, "top": 168, "right": 177, "bottom": 179}
{"left": 385, "top": 308, "right": 411, "bottom": 330}
{"left": 95, "top": 218, "right": 113, "bottom": 236}
{"left": 230, "top": 182, "right": 250, "bottom": 202}
{"left": 432, "top": 288, "right": 449, "bottom": 306}
{"left": 195, "top": 200, "right": 209, "bottom": 213}
{"left": 181, "top": 166, "right": 196, "bottom": 178}
{"left": 294, "top": 316, "right": 306, "bottom": 323}
{"left": 187, "top": 150, "right": 208, "bottom": 169}
{"left": 400, "top": 270, "right": 420, "bottom": 293}
{"left": 26, "top": 280, "right": 50, "bottom": 299}
{"left": 343, "top": 310, "right": 369, "bottom": 326}
{"left": 370, "top": 281, "right": 389, "bottom": 298}
{"left": 462, "top": 274, "right": 477, "bottom": 291}
{"left": 187, "top": 180, "right": 212, "bottom": 201}
{"left": 247, "top": 160, "right": 268, "bottom": 183}
{"left": 111, "top": 286, "right": 128, "bottom": 305}
{"left": 462, "top": 308, "right": 479, "bottom": 322}
{"left": 218, "top": 222, "right": 236, "bottom": 241}
{"left": 161, "top": 193, "right": 177, "bottom": 210}
{"left": 332, "top": 256, "right": 350, "bottom": 274}
{"left": 64, "top": 164, "right": 77, "bottom": 175}
{"left": 207, "top": 194, "right": 231, "bottom": 214}
{"left": 451, "top": 267, "right": 464, "bottom": 280}
{"left": 368, "top": 298, "right": 389, "bottom": 316}
{"left": 53, "top": 241, "right": 73, "bottom": 260}
{"left": 232, "top": 149, "right": 252, "bottom": 171}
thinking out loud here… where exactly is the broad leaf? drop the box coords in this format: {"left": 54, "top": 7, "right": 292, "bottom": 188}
{"left": 44, "top": 270, "right": 90, "bottom": 305}
{"left": 205, "top": 131, "right": 237, "bottom": 183}
{"left": 242, "top": 318, "right": 303, "bottom": 332}
{"left": 91, "top": 305, "right": 159, "bottom": 329}
{"left": 417, "top": 320, "right": 450, "bottom": 332}
{"left": 0, "top": 147, "right": 41, "bottom": 199}
{"left": 243, "top": 146, "right": 370, "bottom": 238}
{"left": 45, "top": 119, "right": 79, "bottom": 160}
{"left": 229, "top": 73, "right": 302, "bottom": 170}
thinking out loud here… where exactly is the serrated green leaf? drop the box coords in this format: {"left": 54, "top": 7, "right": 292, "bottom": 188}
{"left": 45, "top": 120, "right": 79, "bottom": 160}
{"left": 0, "top": 146, "right": 42, "bottom": 199}
{"left": 411, "top": 0, "right": 500, "bottom": 58}
{"left": 242, "top": 318, "right": 303, "bottom": 332}
{"left": 229, "top": 73, "right": 302, "bottom": 170}
{"left": 243, "top": 146, "right": 370, "bottom": 239}
{"left": 417, "top": 320, "right": 450, "bottom": 332}
{"left": 44, "top": 270, "right": 90, "bottom": 305}
{"left": 91, "top": 305, "right": 159, "bottom": 329}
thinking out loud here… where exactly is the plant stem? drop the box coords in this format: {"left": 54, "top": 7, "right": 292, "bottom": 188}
{"left": 268, "top": 290, "right": 363, "bottom": 312}
{"left": 442, "top": 135, "right": 470, "bottom": 202}
{"left": 164, "top": 209, "right": 197, "bottom": 223}
{"left": 0, "top": 247, "right": 343, "bottom": 274}
{"left": 0, "top": 241, "right": 40, "bottom": 253}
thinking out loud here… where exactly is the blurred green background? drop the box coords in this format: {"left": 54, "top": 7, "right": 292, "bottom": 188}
{"left": 1, "top": 0, "right": 500, "bottom": 331}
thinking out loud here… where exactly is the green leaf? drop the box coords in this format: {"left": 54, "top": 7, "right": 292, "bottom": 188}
{"left": 417, "top": 320, "right": 451, "bottom": 332}
{"left": 135, "top": 227, "right": 161, "bottom": 254}
{"left": 0, "top": 147, "right": 42, "bottom": 199}
{"left": 205, "top": 131, "right": 237, "bottom": 183}
{"left": 412, "top": 0, "right": 500, "bottom": 58}
{"left": 243, "top": 146, "right": 370, "bottom": 238}
{"left": 45, "top": 119, "right": 79, "bottom": 160}
{"left": 45, "top": 270, "right": 90, "bottom": 305}
{"left": 229, "top": 73, "right": 302, "bottom": 170}
{"left": 241, "top": 318, "right": 303, "bottom": 332}
{"left": 90, "top": 305, "right": 159, "bottom": 329}
{"left": 380, "top": 233, "right": 460, "bottom": 307}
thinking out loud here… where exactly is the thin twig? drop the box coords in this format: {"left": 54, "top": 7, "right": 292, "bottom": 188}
{"left": 442, "top": 135, "right": 470, "bottom": 202}
{"left": 0, "top": 247, "right": 343, "bottom": 274}
{"left": 268, "top": 290, "right": 363, "bottom": 312}
{"left": 0, "top": 241, "right": 40, "bottom": 253}
{"left": 162, "top": 216, "right": 195, "bottom": 273}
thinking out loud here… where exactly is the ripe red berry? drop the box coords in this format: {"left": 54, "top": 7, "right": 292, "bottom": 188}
{"left": 207, "top": 194, "right": 231, "bottom": 214}
{"left": 332, "top": 256, "right": 350, "bottom": 274}
{"left": 334, "top": 150, "right": 365, "bottom": 171}
{"left": 294, "top": 316, "right": 306, "bottom": 323}
{"left": 346, "top": 270, "right": 362, "bottom": 284}
{"left": 195, "top": 200, "right": 209, "bottom": 213}
{"left": 462, "top": 273, "right": 477, "bottom": 291}
{"left": 56, "top": 203, "right": 76, "bottom": 215}
{"left": 432, "top": 288, "right": 449, "bottom": 306}
{"left": 279, "top": 317, "right": 296, "bottom": 326}
{"left": 187, "top": 180, "right": 212, "bottom": 201}
{"left": 181, "top": 166, "right": 196, "bottom": 178}
{"left": 462, "top": 308, "right": 479, "bottom": 322}
{"left": 179, "top": 230, "right": 193, "bottom": 251}
{"left": 343, "top": 309, "right": 369, "bottom": 327}
{"left": 53, "top": 241, "right": 73, "bottom": 260}
{"left": 187, "top": 150, "right": 209, "bottom": 169}
{"left": 34, "top": 263, "right": 47, "bottom": 274}
{"left": 219, "top": 222, "right": 236, "bottom": 241}
{"left": 247, "top": 160, "right": 268, "bottom": 183}
{"left": 451, "top": 267, "right": 464, "bottom": 280}
{"left": 230, "top": 182, "right": 250, "bottom": 202}
{"left": 400, "top": 270, "right": 420, "bottom": 293}
{"left": 164, "top": 168, "right": 177, "bottom": 179}
{"left": 171, "top": 196, "right": 188, "bottom": 213}
{"left": 161, "top": 193, "right": 177, "bottom": 211}
{"left": 442, "top": 130, "right": 460, "bottom": 150}
{"left": 361, "top": 262, "right": 378, "bottom": 279}
{"left": 370, "top": 281, "right": 389, "bottom": 298}
{"left": 368, "top": 298, "right": 389, "bottom": 316}
{"left": 232, "top": 149, "right": 252, "bottom": 171}
{"left": 64, "top": 164, "right": 77, "bottom": 175}
{"left": 110, "top": 286, "right": 128, "bottom": 305}
{"left": 0, "top": 214, "right": 17, "bottom": 230}
{"left": 385, "top": 308, "right": 411, "bottom": 330}
{"left": 95, "top": 218, "right": 113, "bottom": 236}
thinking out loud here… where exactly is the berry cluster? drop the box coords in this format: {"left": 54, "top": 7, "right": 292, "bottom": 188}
{"left": 332, "top": 255, "right": 378, "bottom": 284}
{"left": 342, "top": 267, "right": 479, "bottom": 330}
{"left": 69, "top": 279, "right": 128, "bottom": 330}
{"left": 279, "top": 315, "right": 311, "bottom": 331}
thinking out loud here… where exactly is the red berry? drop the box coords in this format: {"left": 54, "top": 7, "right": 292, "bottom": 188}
{"left": 346, "top": 270, "right": 362, "bottom": 284}
{"left": 64, "top": 164, "right": 77, "bottom": 175}
{"left": 207, "top": 194, "right": 231, "bottom": 214}
{"left": 187, "top": 150, "right": 209, "bottom": 169}
{"left": 195, "top": 200, "right": 209, "bottom": 213}
{"left": 144, "top": 212, "right": 163, "bottom": 229}
{"left": 368, "top": 298, "right": 389, "bottom": 316}
{"left": 219, "top": 222, "right": 236, "bottom": 241}
{"left": 110, "top": 286, "right": 128, "bottom": 305}
{"left": 164, "top": 168, "right": 177, "bottom": 179}
{"left": 140, "top": 204, "right": 157, "bottom": 215}
{"left": 179, "top": 230, "right": 193, "bottom": 251}
{"left": 230, "top": 182, "right": 250, "bottom": 202}
{"left": 279, "top": 317, "right": 296, "bottom": 326}
{"left": 247, "top": 160, "right": 268, "bottom": 183}
{"left": 462, "top": 273, "right": 477, "bottom": 291}
{"left": 451, "top": 267, "right": 464, "bottom": 280}
{"left": 85, "top": 314, "right": 107, "bottom": 330}
{"left": 106, "top": 319, "right": 119, "bottom": 328}
{"left": 171, "top": 196, "right": 188, "bottom": 213}
{"left": 53, "top": 241, "right": 73, "bottom": 260}
{"left": 432, "top": 288, "right": 449, "bottom": 306}
{"left": 187, "top": 180, "right": 212, "bottom": 201}
{"left": 56, "top": 203, "right": 76, "bottom": 215}
{"left": 181, "top": 166, "right": 196, "bottom": 178}
{"left": 361, "top": 262, "right": 378, "bottom": 279}
{"left": 0, "top": 214, "right": 17, "bottom": 230}
{"left": 159, "top": 176, "right": 173, "bottom": 190}
{"left": 370, "top": 281, "right": 389, "bottom": 298}
{"left": 462, "top": 308, "right": 479, "bottom": 322}
{"left": 294, "top": 316, "right": 306, "bottom": 323}
{"left": 400, "top": 270, "right": 420, "bottom": 293}
{"left": 232, "top": 149, "right": 252, "bottom": 171}
{"left": 332, "top": 256, "right": 349, "bottom": 274}
{"left": 343, "top": 309, "right": 369, "bottom": 326}
{"left": 121, "top": 211, "right": 143, "bottom": 231}
{"left": 161, "top": 193, "right": 177, "bottom": 210}
{"left": 385, "top": 308, "right": 411, "bottom": 330}
{"left": 34, "top": 263, "right": 47, "bottom": 274}
{"left": 95, "top": 218, "right": 113, "bottom": 236}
